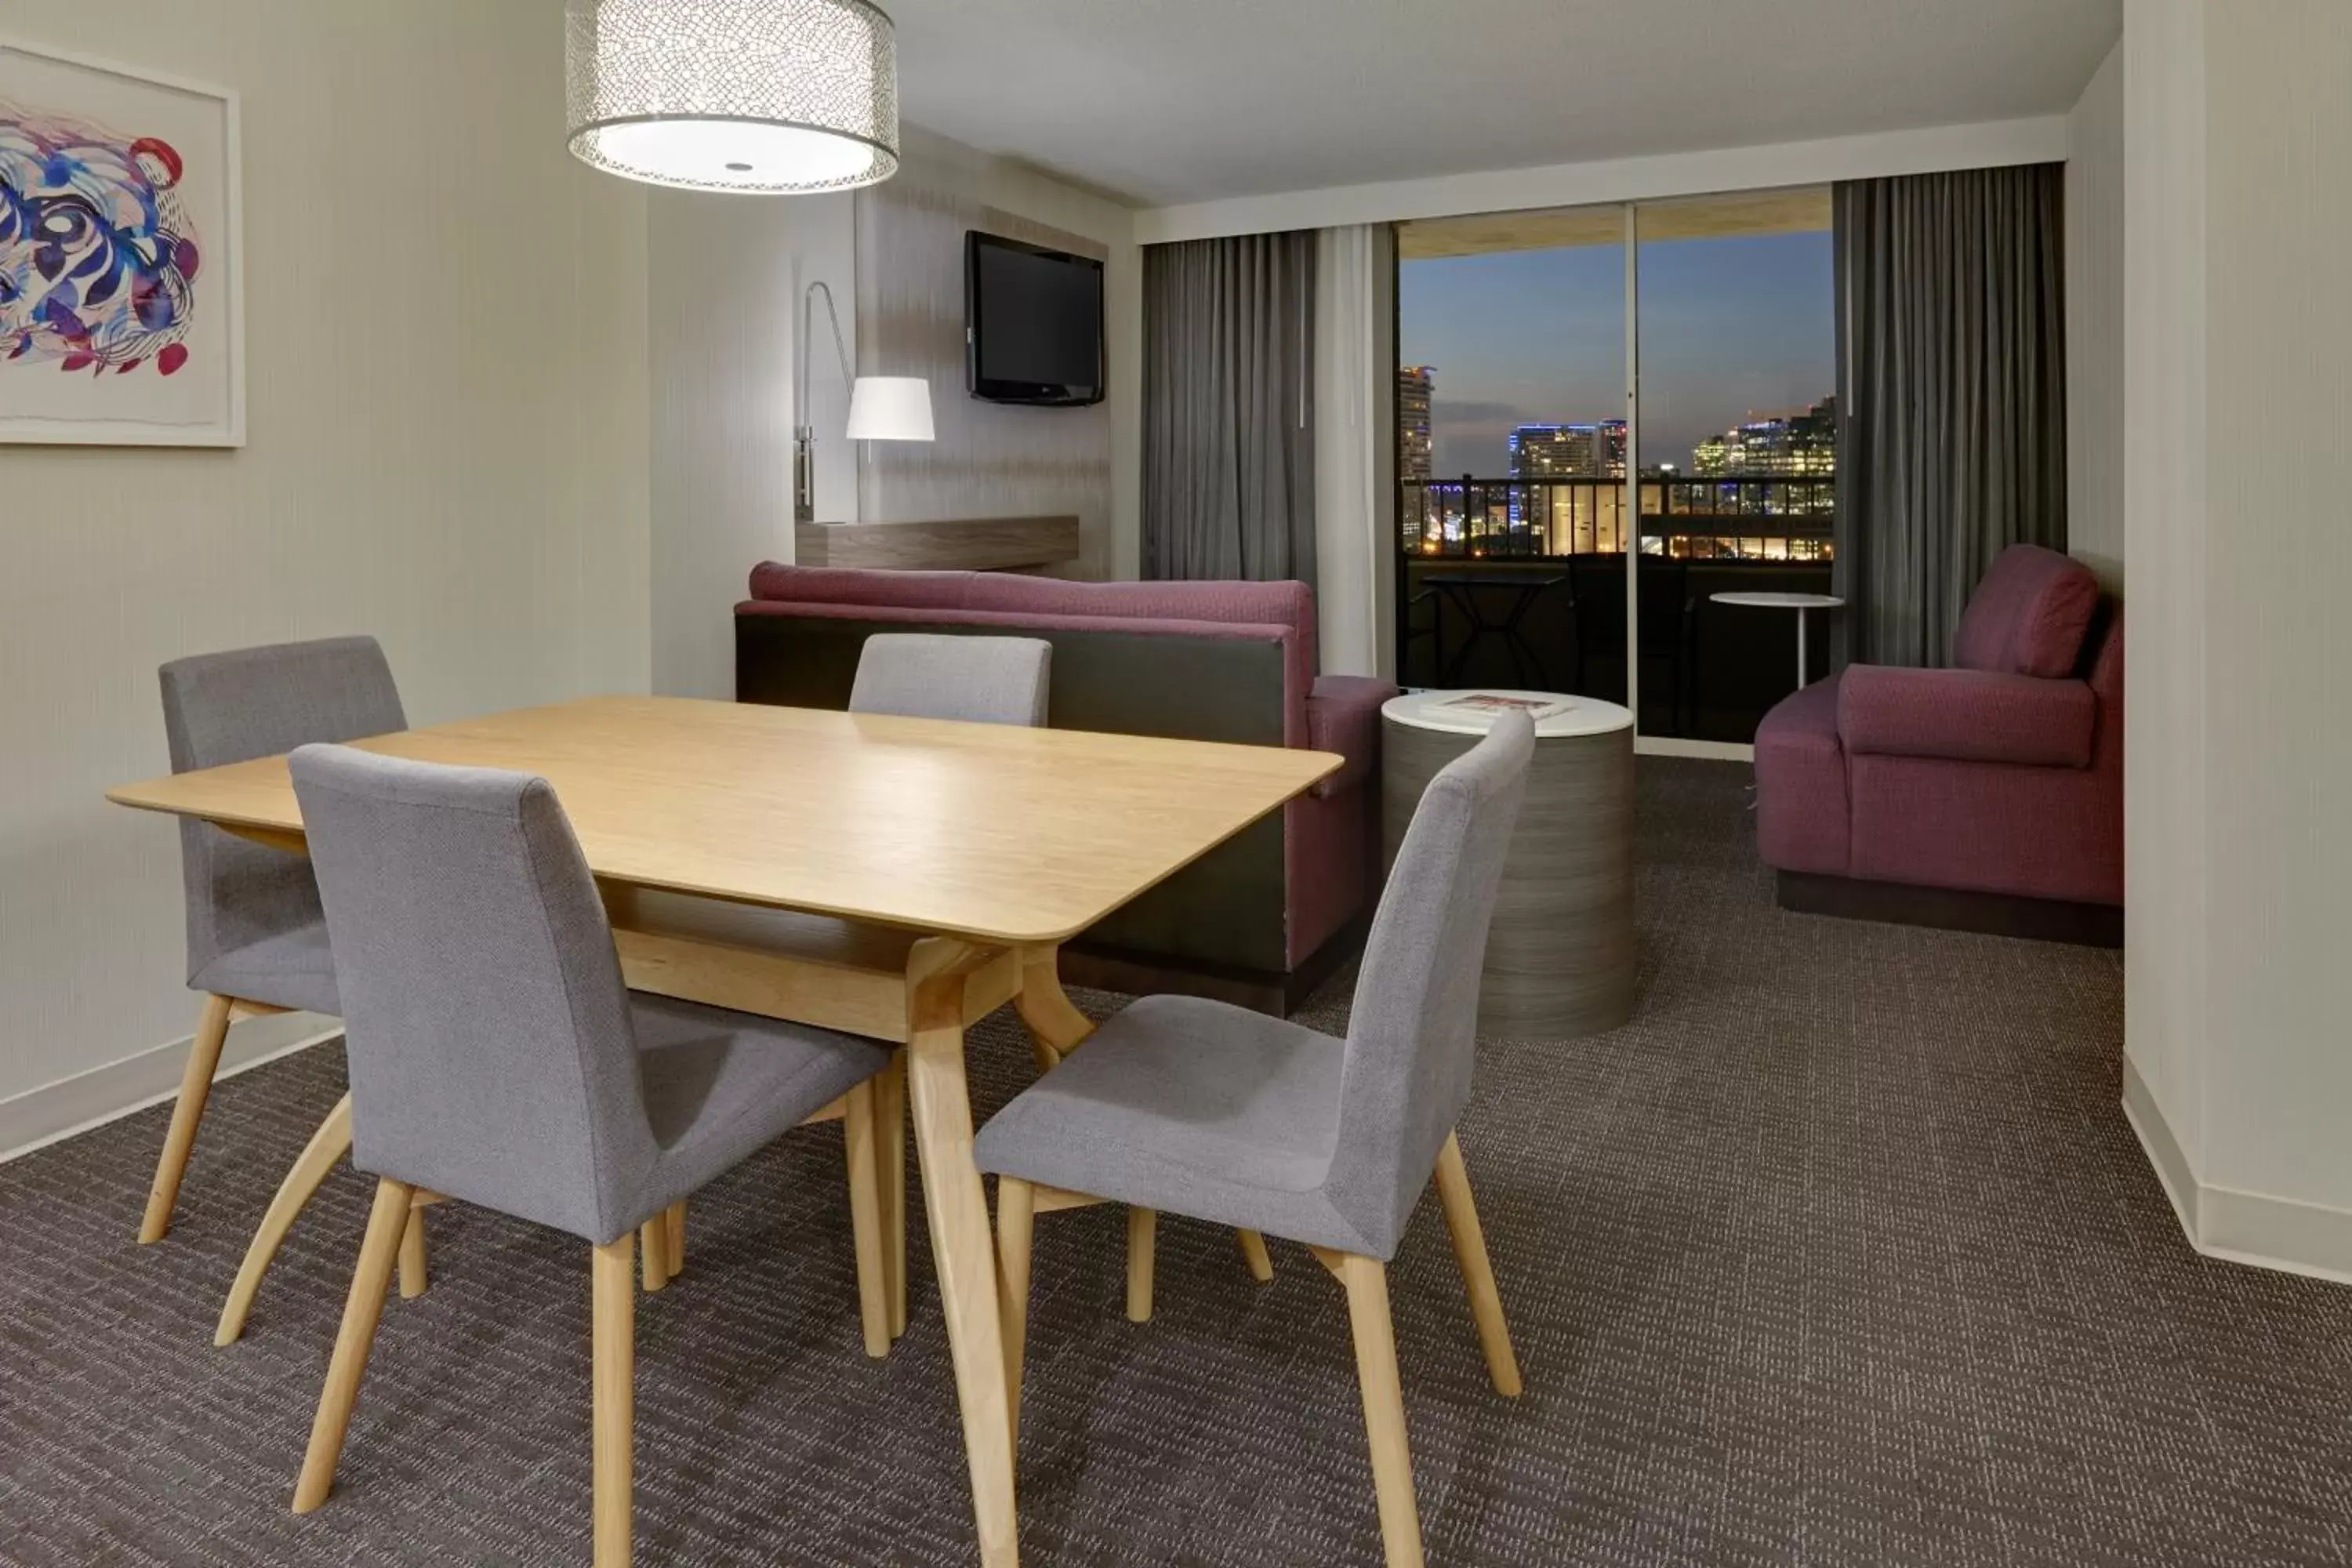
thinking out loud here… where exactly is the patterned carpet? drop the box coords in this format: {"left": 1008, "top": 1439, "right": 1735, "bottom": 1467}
{"left": 3, "top": 758, "right": 2347, "bottom": 1566}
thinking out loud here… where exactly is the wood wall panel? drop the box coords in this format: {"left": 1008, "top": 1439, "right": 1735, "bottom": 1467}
{"left": 855, "top": 130, "right": 1121, "bottom": 579}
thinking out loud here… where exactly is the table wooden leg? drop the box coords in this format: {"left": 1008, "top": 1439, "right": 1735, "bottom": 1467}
{"left": 906, "top": 941, "right": 1020, "bottom": 1568}
{"left": 1013, "top": 943, "right": 1092, "bottom": 1070}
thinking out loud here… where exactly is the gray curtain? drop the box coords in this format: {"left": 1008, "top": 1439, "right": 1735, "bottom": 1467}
{"left": 1142, "top": 232, "right": 1317, "bottom": 582}
{"left": 1832, "top": 164, "right": 2067, "bottom": 668}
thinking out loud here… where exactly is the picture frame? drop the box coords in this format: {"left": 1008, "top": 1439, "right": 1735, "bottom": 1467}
{"left": 0, "top": 38, "right": 245, "bottom": 447}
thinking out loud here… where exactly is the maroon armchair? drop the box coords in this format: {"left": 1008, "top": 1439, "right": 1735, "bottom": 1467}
{"left": 1755, "top": 545, "right": 2122, "bottom": 943}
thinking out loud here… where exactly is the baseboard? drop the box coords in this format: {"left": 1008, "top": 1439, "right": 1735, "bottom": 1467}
{"left": 1777, "top": 870, "right": 2124, "bottom": 947}
{"left": 1635, "top": 736, "right": 1753, "bottom": 763}
{"left": 0, "top": 1011, "right": 341, "bottom": 1166}
{"left": 2120, "top": 1056, "right": 2199, "bottom": 1241}
{"left": 2121, "top": 1058, "right": 2352, "bottom": 1288}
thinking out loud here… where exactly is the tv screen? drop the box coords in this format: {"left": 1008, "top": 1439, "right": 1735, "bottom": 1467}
{"left": 966, "top": 232, "right": 1105, "bottom": 405}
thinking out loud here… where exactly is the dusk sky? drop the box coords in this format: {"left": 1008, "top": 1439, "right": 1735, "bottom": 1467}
{"left": 1400, "top": 230, "right": 1836, "bottom": 475}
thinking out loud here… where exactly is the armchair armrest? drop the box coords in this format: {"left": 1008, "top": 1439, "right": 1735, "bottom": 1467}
{"left": 1305, "top": 674, "right": 1397, "bottom": 797}
{"left": 1838, "top": 665, "right": 2096, "bottom": 768}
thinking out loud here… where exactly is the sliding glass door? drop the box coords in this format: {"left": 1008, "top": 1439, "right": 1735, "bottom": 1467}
{"left": 1394, "top": 189, "right": 1836, "bottom": 747}
{"left": 1632, "top": 193, "right": 1836, "bottom": 740}
{"left": 1394, "top": 205, "right": 1626, "bottom": 704}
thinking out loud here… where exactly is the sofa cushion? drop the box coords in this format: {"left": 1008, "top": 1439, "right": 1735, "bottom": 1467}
{"left": 1838, "top": 665, "right": 2096, "bottom": 768}
{"left": 1951, "top": 546, "right": 2100, "bottom": 678}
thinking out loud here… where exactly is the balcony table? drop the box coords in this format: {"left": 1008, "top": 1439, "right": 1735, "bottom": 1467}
{"left": 1708, "top": 590, "right": 1844, "bottom": 689}
{"left": 107, "top": 694, "right": 1341, "bottom": 1568}
{"left": 1423, "top": 572, "right": 1570, "bottom": 688}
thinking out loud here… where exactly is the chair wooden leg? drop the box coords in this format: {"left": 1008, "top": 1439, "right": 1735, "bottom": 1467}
{"left": 995, "top": 1176, "right": 1035, "bottom": 1453}
{"left": 397, "top": 1210, "right": 428, "bottom": 1300}
{"left": 292, "top": 1176, "right": 416, "bottom": 1513}
{"left": 1334, "top": 1252, "right": 1425, "bottom": 1568}
{"left": 140, "top": 993, "right": 236, "bottom": 1243}
{"left": 592, "top": 1232, "right": 636, "bottom": 1568}
{"left": 844, "top": 1077, "right": 892, "bottom": 1359}
{"left": 1433, "top": 1132, "right": 1522, "bottom": 1397}
{"left": 1125, "top": 1207, "right": 1157, "bottom": 1323}
{"left": 1236, "top": 1229, "right": 1276, "bottom": 1283}
{"left": 879, "top": 1051, "right": 909, "bottom": 1340}
{"left": 217, "top": 1092, "right": 356, "bottom": 1346}
{"left": 664, "top": 1201, "right": 685, "bottom": 1277}
{"left": 639, "top": 1217, "right": 670, "bottom": 1293}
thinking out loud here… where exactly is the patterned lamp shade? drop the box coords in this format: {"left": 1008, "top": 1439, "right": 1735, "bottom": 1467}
{"left": 565, "top": 0, "right": 900, "bottom": 194}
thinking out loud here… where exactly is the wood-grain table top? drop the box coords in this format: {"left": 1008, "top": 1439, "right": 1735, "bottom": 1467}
{"left": 107, "top": 695, "right": 1341, "bottom": 946}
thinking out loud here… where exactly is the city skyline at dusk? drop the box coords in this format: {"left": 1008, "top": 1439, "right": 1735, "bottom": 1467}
{"left": 1399, "top": 228, "right": 1837, "bottom": 475}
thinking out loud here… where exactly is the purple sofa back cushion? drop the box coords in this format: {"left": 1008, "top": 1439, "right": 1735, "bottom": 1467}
{"left": 747, "top": 564, "right": 978, "bottom": 610}
{"left": 1951, "top": 545, "right": 2101, "bottom": 678}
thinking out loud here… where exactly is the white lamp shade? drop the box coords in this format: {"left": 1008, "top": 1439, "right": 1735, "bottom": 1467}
{"left": 846, "top": 376, "right": 935, "bottom": 441}
{"left": 565, "top": 0, "right": 899, "bottom": 194}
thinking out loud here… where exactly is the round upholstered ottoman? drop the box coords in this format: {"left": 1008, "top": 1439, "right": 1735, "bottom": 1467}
{"left": 1380, "top": 691, "right": 1635, "bottom": 1040}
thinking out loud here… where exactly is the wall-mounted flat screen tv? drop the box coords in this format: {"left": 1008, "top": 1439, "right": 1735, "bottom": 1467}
{"left": 965, "top": 230, "right": 1105, "bottom": 406}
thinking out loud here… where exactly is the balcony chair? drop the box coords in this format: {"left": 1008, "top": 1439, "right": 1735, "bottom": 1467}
{"left": 285, "top": 744, "right": 893, "bottom": 1566}
{"left": 976, "top": 713, "right": 1535, "bottom": 1568}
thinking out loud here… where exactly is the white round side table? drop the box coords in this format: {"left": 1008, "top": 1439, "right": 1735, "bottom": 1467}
{"left": 1381, "top": 691, "right": 1635, "bottom": 1039}
{"left": 1708, "top": 591, "right": 1845, "bottom": 689}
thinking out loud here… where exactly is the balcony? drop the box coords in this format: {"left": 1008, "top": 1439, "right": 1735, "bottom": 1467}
{"left": 1398, "top": 475, "right": 1836, "bottom": 742}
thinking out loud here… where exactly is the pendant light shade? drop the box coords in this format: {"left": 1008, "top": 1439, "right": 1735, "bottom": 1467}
{"left": 565, "top": 0, "right": 899, "bottom": 194}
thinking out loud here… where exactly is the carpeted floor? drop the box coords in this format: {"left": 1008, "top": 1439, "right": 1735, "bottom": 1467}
{"left": 4, "top": 758, "right": 2347, "bottom": 1566}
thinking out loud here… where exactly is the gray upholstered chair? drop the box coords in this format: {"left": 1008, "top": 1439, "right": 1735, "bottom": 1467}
{"left": 976, "top": 713, "right": 1535, "bottom": 1568}
{"left": 849, "top": 631, "right": 1052, "bottom": 726}
{"left": 140, "top": 637, "right": 408, "bottom": 1244}
{"left": 284, "top": 744, "right": 892, "bottom": 1566}
{"left": 844, "top": 627, "right": 1057, "bottom": 1327}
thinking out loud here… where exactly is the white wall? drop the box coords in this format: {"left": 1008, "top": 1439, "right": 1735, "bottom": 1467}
{"left": 0, "top": 0, "right": 652, "bottom": 1149}
{"left": 2065, "top": 41, "right": 2125, "bottom": 590}
{"left": 646, "top": 128, "right": 1142, "bottom": 700}
{"left": 647, "top": 191, "right": 857, "bottom": 700}
{"left": 2121, "top": 0, "right": 2352, "bottom": 1281}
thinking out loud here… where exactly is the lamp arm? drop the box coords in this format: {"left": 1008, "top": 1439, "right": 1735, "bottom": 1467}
{"left": 793, "top": 279, "right": 858, "bottom": 527}
{"left": 798, "top": 280, "right": 855, "bottom": 430}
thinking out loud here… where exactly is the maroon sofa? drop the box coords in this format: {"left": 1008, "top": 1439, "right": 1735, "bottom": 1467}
{"left": 1755, "top": 545, "right": 2122, "bottom": 944}
{"left": 735, "top": 564, "right": 1397, "bottom": 1011}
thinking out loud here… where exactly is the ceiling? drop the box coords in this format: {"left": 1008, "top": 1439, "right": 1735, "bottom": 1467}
{"left": 886, "top": 0, "right": 2120, "bottom": 210}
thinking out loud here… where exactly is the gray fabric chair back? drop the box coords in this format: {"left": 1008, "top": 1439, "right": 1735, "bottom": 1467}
{"left": 1324, "top": 712, "right": 1532, "bottom": 1255}
{"left": 849, "top": 633, "right": 1051, "bottom": 727}
{"left": 159, "top": 637, "right": 406, "bottom": 986}
{"left": 289, "top": 744, "right": 659, "bottom": 1243}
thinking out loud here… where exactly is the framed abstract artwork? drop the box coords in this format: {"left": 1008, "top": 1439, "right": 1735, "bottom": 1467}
{"left": 0, "top": 40, "right": 244, "bottom": 446}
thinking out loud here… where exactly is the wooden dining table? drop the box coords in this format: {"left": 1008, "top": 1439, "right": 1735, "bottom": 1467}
{"left": 107, "top": 693, "right": 1341, "bottom": 1567}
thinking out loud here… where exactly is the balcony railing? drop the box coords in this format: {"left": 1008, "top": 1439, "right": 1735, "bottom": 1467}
{"left": 1401, "top": 474, "right": 1835, "bottom": 562}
